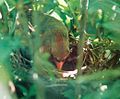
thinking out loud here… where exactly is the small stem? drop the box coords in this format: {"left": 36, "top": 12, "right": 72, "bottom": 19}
{"left": 75, "top": 0, "right": 89, "bottom": 98}
{"left": 77, "top": 0, "right": 89, "bottom": 75}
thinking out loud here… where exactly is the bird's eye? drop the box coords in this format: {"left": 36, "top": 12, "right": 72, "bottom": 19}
{"left": 54, "top": 57, "right": 64, "bottom": 62}
{"left": 55, "top": 57, "right": 61, "bottom": 62}
{"left": 55, "top": 55, "right": 68, "bottom": 62}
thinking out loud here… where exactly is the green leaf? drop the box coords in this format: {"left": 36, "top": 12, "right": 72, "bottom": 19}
{"left": 103, "top": 22, "right": 120, "bottom": 42}
{"left": 16, "top": 84, "right": 28, "bottom": 96}
{"left": 63, "top": 89, "right": 75, "bottom": 99}
{"left": 0, "top": 37, "right": 20, "bottom": 63}
{"left": 0, "top": 0, "right": 4, "bottom": 5}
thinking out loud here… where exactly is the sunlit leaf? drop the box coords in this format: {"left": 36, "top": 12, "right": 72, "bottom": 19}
{"left": 0, "top": 0, "right": 4, "bottom": 5}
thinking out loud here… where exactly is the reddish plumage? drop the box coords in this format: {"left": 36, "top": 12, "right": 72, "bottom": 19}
{"left": 38, "top": 13, "right": 70, "bottom": 70}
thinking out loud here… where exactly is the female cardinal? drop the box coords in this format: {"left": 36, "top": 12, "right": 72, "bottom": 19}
{"left": 37, "top": 13, "right": 70, "bottom": 70}
{"left": 15, "top": 11, "right": 69, "bottom": 70}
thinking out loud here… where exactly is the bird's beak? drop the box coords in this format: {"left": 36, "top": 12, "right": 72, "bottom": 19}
{"left": 55, "top": 61, "right": 64, "bottom": 70}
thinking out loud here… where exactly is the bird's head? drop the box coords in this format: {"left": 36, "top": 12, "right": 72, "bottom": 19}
{"left": 51, "top": 32, "right": 70, "bottom": 70}
{"left": 52, "top": 49, "right": 69, "bottom": 70}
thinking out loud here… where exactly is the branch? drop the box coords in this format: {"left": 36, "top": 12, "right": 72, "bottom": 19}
{"left": 77, "top": 0, "right": 89, "bottom": 75}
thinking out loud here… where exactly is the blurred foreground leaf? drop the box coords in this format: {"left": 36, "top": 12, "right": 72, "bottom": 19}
{"left": 0, "top": 37, "right": 19, "bottom": 63}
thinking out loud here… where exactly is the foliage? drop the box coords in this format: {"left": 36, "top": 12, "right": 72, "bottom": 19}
{"left": 0, "top": 0, "right": 120, "bottom": 99}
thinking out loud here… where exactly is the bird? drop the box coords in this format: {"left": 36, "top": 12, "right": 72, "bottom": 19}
{"left": 15, "top": 10, "right": 70, "bottom": 70}
{"left": 35, "top": 13, "right": 70, "bottom": 70}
